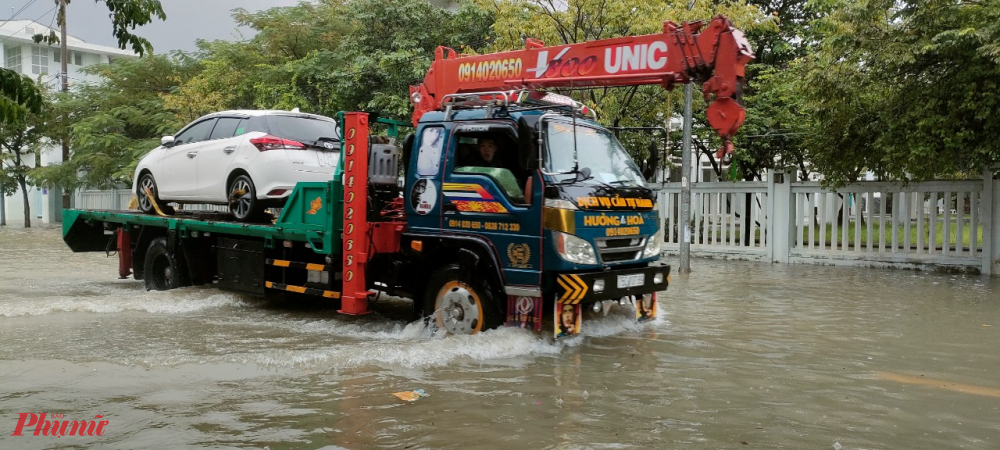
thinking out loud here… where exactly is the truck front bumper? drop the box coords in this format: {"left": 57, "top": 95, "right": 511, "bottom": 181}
{"left": 553, "top": 264, "right": 670, "bottom": 304}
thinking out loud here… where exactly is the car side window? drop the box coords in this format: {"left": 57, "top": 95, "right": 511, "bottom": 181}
{"left": 233, "top": 119, "right": 248, "bottom": 136}
{"left": 210, "top": 118, "right": 242, "bottom": 140}
{"left": 174, "top": 119, "right": 217, "bottom": 146}
{"left": 245, "top": 116, "right": 269, "bottom": 134}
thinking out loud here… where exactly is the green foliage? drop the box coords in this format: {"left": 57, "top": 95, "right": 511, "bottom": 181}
{"left": 32, "top": 55, "right": 195, "bottom": 189}
{"left": 100, "top": 0, "right": 167, "bottom": 56}
{"left": 35, "top": 1, "right": 166, "bottom": 55}
{"left": 324, "top": 0, "right": 496, "bottom": 119}
{"left": 0, "top": 89, "right": 50, "bottom": 225}
{"left": 735, "top": 0, "right": 819, "bottom": 180}
{"left": 794, "top": 0, "right": 1000, "bottom": 186}
{"left": 0, "top": 69, "right": 43, "bottom": 124}
{"left": 163, "top": 0, "right": 492, "bottom": 121}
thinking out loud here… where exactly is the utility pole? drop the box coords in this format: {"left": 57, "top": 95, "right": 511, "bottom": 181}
{"left": 1, "top": 179, "right": 6, "bottom": 226}
{"left": 59, "top": 0, "right": 70, "bottom": 215}
{"left": 679, "top": 83, "right": 693, "bottom": 274}
{"left": 679, "top": 0, "right": 696, "bottom": 274}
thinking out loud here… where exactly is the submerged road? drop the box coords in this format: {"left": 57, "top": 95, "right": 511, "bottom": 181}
{"left": 1, "top": 226, "right": 999, "bottom": 449}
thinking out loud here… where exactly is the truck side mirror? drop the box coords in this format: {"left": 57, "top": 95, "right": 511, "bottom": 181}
{"left": 517, "top": 116, "right": 541, "bottom": 170}
{"left": 161, "top": 136, "right": 175, "bottom": 147}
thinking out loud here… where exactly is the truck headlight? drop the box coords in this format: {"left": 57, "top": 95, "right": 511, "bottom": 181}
{"left": 553, "top": 231, "right": 597, "bottom": 265}
{"left": 642, "top": 230, "right": 662, "bottom": 258}
{"left": 544, "top": 198, "right": 578, "bottom": 210}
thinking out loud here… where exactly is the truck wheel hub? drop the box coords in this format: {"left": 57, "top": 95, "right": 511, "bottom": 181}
{"left": 437, "top": 284, "right": 480, "bottom": 335}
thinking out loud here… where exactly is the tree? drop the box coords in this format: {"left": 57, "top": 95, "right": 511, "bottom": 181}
{"left": 0, "top": 93, "right": 50, "bottom": 227}
{"left": 32, "top": 55, "right": 196, "bottom": 190}
{"left": 795, "top": 0, "right": 1000, "bottom": 186}
{"left": 326, "top": 0, "right": 497, "bottom": 119}
{"left": 33, "top": 1, "right": 166, "bottom": 56}
{"left": 165, "top": 0, "right": 497, "bottom": 121}
{"left": 0, "top": 70, "right": 43, "bottom": 124}
{"left": 734, "top": 0, "right": 820, "bottom": 182}
{"left": 161, "top": 1, "right": 354, "bottom": 120}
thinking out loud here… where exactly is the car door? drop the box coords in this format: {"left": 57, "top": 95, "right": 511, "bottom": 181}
{"left": 441, "top": 122, "right": 544, "bottom": 287}
{"left": 157, "top": 118, "right": 217, "bottom": 199}
{"left": 195, "top": 116, "right": 246, "bottom": 201}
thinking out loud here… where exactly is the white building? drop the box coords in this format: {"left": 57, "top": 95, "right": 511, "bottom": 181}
{"left": 0, "top": 20, "right": 135, "bottom": 226}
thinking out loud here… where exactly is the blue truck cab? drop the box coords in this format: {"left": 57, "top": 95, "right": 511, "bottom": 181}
{"left": 398, "top": 98, "right": 670, "bottom": 336}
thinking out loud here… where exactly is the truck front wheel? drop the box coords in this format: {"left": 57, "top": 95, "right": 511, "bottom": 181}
{"left": 424, "top": 264, "right": 502, "bottom": 335}
{"left": 143, "top": 237, "right": 189, "bottom": 291}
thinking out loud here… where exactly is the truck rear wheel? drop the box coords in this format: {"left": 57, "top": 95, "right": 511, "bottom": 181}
{"left": 424, "top": 264, "right": 502, "bottom": 335}
{"left": 143, "top": 237, "right": 188, "bottom": 291}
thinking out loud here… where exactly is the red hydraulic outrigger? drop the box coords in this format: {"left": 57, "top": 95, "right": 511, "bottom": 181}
{"left": 410, "top": 15, "right": 754, "bottom": 156}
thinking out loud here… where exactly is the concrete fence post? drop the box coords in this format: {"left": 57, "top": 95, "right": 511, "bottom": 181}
{"left": 767, "top": 170, "right": 792, "bottom": 263}
{"left": 983, "top": 166, "right": 999, "bottom": 276}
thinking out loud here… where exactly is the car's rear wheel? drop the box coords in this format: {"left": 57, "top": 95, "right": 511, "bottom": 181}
{"left": 228, "top": 174, "right": 263, "bottom": 222}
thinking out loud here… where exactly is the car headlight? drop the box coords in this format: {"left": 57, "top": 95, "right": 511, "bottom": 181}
{"left": 544, "top": 198, "right": 578, "bottom": 210}
{"left": 642, "top": 229, "right": 662, "bottom": 258}
{"left": 553, "top": 231, "right": 597, "bottom": 265}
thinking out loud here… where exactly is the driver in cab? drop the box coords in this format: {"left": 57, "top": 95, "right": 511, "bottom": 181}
{"left": 467, "top": 138, "right": 501, "bottom": 168}
{"left": 458, "top": 137, "right": 532, "bottom": 204}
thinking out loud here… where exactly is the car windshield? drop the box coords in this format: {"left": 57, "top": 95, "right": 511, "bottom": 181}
{"left": 544, "top": 121, "right": 645, "bottom": 187}
{"left": 265, "top": 114, "right": 340, "bottom": 144}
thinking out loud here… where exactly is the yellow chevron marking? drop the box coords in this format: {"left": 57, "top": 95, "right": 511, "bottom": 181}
{"left": 273, "top": 260, "right": 291, "bottom": 267}
{"left": 570, "top": 274, "right": 588, "bottom": 301}
{"left": 265, "top": 281, "right": 274, "bottom": 288}
{"left": 305, "top": 263, "right": 326, "bottom": 272}
{"left": 556, "top": 276, "right": 574, "bottom": 302}
{"left": 564, "top": 275, "right": 581, "bottom": 302}
{"left": 323, "top": 291, "right": 341, "bottom": 299}
{"left": 558, "top": 274, "right": 588, "bottom": 304}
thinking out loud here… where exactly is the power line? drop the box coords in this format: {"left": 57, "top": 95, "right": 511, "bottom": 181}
{"left": 0, "top": 5, "right": 56, "bottom": 43}
{"left": 6, "top": 0, "right": 40, "bottom": 22}
{"left": 46, "top": 4, "right": 56, "bottom": 29}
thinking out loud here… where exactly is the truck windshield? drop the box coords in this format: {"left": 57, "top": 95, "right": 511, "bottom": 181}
{"left": 544, "top": 122, "right": 646, "bottom": 187}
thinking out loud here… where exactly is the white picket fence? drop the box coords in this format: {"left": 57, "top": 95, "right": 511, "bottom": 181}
{"left": 656, "top": 169, "right": 999, "bottom": 275}
{"left": 75, "top": 189, "right": 228, "bottom": 212}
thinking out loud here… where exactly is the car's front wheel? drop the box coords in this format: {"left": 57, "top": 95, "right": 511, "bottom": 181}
{"left": 228, "top": 174, "right": 263, "bottom": 222}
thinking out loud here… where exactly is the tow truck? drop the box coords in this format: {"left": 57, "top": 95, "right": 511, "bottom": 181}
{"left": 62, "top": 15, "right": 753, "bottom": 336}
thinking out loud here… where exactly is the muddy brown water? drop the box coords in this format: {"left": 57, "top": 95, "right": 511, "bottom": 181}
{"left": 1, "top": 226, "right": 999, "bottom": 449}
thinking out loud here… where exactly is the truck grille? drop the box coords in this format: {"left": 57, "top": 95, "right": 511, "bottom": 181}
{"left": 595, "top": 236, "right": 645, "bottom": 263}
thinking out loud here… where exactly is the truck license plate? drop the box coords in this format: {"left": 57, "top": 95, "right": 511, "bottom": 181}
{"left": 617, "top": 274, "right": 644, "bottom": 288}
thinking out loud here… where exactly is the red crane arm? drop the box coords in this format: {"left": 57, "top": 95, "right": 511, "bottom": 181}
{"left": 410, "top": 15, "right": 754, "bottom": 149}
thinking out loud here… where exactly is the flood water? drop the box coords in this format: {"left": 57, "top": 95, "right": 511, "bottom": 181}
{"left": 2, "top": 226, "right": 999, "bottom": 449}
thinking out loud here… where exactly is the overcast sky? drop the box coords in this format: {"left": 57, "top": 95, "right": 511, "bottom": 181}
{"left": 7, "top": 0, "right": 305, "bottom": 53}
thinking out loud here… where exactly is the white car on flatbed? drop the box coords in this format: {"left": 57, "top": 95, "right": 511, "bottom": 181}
{"left": 133, "top": 110, "right": 341, "bottom": 221}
